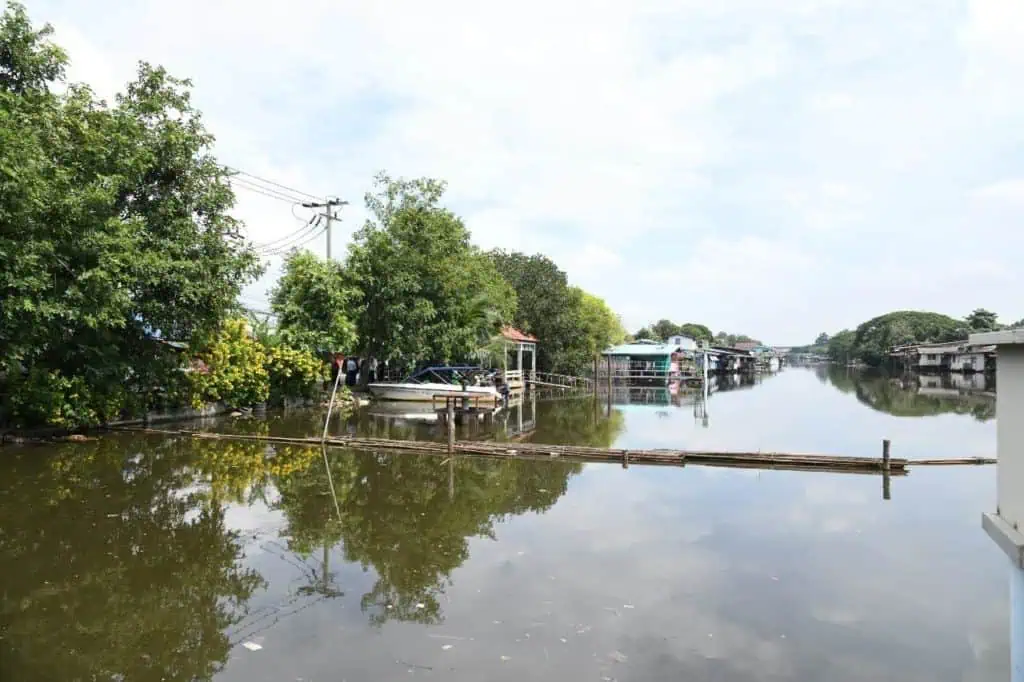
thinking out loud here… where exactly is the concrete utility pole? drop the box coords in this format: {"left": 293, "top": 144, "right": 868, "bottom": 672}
{"left": 301, "top": 197, "right": 348, "bottom": 261}
{"left": 969, "top": 328, "right": 1024, "bottom": 682}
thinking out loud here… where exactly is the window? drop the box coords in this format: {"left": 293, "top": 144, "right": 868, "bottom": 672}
{"left": 926, "top": 354, "right": 937, "bottom": 360}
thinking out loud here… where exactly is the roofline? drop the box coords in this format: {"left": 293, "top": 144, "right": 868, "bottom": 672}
{"left": 969, "top": 329, "right": 1024, "bottom": 346}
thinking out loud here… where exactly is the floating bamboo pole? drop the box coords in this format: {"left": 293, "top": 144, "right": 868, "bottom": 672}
{"left": 105, "top": 427, "right": 982, "bottom": 476}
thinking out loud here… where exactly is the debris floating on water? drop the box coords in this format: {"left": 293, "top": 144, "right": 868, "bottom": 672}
{"left": 609, "top": 650, "right": 628, "bottom": 663}
{"left": 441, "top": 644, "right": 453, "bottom": 651}
{"left": 622, "top": 604, "right": 635, "bottom": 609}
{"left": 242, "top": 641, "right": 263, "bottom": 651}
{"left": 500, "top": 655, "right": 511, "bottom": 662}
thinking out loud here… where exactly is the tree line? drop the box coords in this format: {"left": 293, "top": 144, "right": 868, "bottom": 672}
{"left": 0, "top": 4, "right": 626, "bottom": 429}
{"left": 270, "top": 174, "right": 627, "bottom": 382}
{"left": 797, "top": 308, "right": 1022, "bottom": 367}
{"left": 631, "top": 319, "right": 762, "bottom": 347}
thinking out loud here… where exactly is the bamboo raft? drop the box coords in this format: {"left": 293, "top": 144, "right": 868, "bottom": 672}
{"left": 109, "top": 426, "right": 994, "bottom": 475}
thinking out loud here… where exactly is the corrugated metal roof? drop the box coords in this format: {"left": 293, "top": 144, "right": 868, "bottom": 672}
{"left": 603, "top": 343, "right": 676, "bottom": 356}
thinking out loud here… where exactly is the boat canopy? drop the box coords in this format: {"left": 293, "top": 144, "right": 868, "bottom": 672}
{"left": 404, "top": 365, "right": 491, "bottom": 384}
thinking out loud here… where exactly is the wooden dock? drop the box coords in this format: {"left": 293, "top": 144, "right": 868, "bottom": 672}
{"left": 98, "top": 426, "right": 997, "bottom": 477}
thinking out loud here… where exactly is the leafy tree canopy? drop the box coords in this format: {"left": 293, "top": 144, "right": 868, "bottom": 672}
{"left": 270, "top": 251, "right": 358, "bottom": 353}
{"left": 965, "top": 308, "right": 1000, "bottom": 332}
{"left": 851, "top": 310, "right": 967, "bottom": 366}
{"left": 0, "top": 3, "right": 261, "bottom": 428}
{"left": 630, "top": 321, "right": 714, "bottom": 343}
{"left": 347, "top": 173, "right": 515, "bottom": 369}
{"left": 574, "top": 288, "right": 627, "bottom": 356}
{"left": 487, "top": 250, "right": 583, "bottom": 373}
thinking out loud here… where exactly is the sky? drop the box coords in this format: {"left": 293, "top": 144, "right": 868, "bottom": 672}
{"left": 30, "top": 0, "right": 1024, "bottom": 345}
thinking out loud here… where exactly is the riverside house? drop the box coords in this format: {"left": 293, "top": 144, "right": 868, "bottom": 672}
{"left": 890, "top": 341, "right": 996, "bottom": 373}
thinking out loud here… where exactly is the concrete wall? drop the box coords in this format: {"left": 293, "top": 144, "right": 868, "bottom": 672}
{"left": 1014, "top": 563, "right": 1023, "bottom": 682}
{"left": 998, "top": 345, "right": 1024, "bottom": 533}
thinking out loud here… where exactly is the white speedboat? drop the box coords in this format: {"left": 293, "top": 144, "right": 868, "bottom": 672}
{"left": 368, "top": 366, "right": 498, "bottom": 402}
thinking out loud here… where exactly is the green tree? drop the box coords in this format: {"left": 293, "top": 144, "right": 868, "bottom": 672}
{"left": 826, "top": 329, "right": 856, "bottom": 363}
{"left": 678, "top": 323, "right": 713, "bottom": 343}
{"left": 966, "top": 308, "right": 1000, "bottom": 332}
{"left": 0, "top": 4, "right": 261, "bottom": 428}
{"left": 851, "top": 311, "right": 966, "bottom": 366}
{"left": 270, "top": 250, "right": 358, "bottom": 353}
{"left": 650, "top": 319, "right": 681, "bottom": 341}
{"left": 575, "top": 288, "right": 626, "bottom": 355}
{"left": 815, "top": 332, "right": 830, "bottom": 345}
{"left": 633, "top": 327, "right": 654, "bottom": 341}
{"left": 487, "top": 250, "right": 582, "bottom": 372}
{"left": 347, "top": 173, "right": 515, "bottom": 373}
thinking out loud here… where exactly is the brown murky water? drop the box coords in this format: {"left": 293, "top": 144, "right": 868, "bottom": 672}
{"left": 0, "top": 367, "right": 1007, "bottom": 681}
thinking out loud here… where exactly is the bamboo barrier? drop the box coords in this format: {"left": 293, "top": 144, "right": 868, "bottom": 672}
{"left": 105, "top": 426, "right": 989, "bottom": 476}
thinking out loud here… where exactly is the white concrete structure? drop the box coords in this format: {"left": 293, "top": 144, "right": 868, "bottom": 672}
{"left": 916, "top": 341, "right": 962, "bottom": 369}
{"left": 666, "top": 334, "right": 697, "bottom": 351}
{"left": 970, "top": 329, "right": 1024, "bottom": 682}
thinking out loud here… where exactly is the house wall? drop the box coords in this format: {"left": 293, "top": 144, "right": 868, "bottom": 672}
{"left": 917, "top": 352, "right": 947, "bottom": 368}
{"left": 950, "top": 352, "right": 986, "bottom": 372}
{"left": 667, "top": 335, "right": 697, "bottom": 351}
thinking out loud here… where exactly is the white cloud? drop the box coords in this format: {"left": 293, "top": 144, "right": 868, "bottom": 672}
{"left": 972, "top": 179, "right": 1024, "bottom": 205}
{"left": 29, "top": 0, "right": 1024, "bottom": 342}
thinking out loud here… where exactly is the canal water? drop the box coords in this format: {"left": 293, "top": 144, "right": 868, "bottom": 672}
{"left": 0, "top": 366, "right": 1007, "bottom": 681}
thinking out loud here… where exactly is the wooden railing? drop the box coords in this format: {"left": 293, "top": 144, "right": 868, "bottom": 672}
{"left": 529, "top": 372, "right": 593, "bottom": 389}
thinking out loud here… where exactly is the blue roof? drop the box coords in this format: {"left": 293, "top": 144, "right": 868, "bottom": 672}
{"left": 602, "top": 343, "right": 677, "bottom": 357}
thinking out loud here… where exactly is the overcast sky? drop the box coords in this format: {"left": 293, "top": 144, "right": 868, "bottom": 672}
{"left": 33, "top": 0, "right": 1024, "bottom": 344}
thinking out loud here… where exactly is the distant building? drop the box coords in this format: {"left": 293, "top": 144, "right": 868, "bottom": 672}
{"left": 891, "top": 341, "right": 996, "bottom": 373}
{"left": 602, "top": 341, "right": 685, "bottom": 383}
{"left": 666, "top": 334, "right": 697, "bottom": 351}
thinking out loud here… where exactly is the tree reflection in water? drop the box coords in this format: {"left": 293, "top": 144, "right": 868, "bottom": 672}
{"left": 274, "top": 449, "right": 583, "bottom": 626}
{"left": 819, "top": 365, "right": 996, "bottom": 421}
{"left": 0, "top": 436, "right": 267, "bottom": 682}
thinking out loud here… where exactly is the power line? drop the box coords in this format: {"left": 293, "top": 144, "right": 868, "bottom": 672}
{"left": 257, "top": 222, "right": 324, "bottom": 255}
{"left": 261, "top": 225, "right": 328, "bottom": 256}
{"left": 231, "top": 177, "right": 306, "bottom": 205}
{"left": 226, "top": 167, "right": 324, "bottom": 202}
{"left": 255, "top": 215, "right": 321, "bottom": 250}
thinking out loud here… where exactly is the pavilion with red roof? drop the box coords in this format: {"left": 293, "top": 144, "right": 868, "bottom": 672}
{"left": 500, "top": 326, "right": 537, "bottom": 389}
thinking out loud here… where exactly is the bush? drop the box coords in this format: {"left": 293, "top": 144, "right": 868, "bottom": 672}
{"left": 188, "top": 319, "right": 270, "bottom": 408}
{"left": 3, "top": 368, "right": 127, "bottom": 429}
{"left": 266, "top": 346, "right": 323, "bottom": 404}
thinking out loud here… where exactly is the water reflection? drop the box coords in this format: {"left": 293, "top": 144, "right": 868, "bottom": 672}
{"left": 274, "top": 449, "right": 581, "bottom": 627}
{"left": 0, "top": 369, "right": 1010, "bottom": 681}
{"left": 0, "top": 437, "right": 266, "bottom": 682}
{"left": 819, "top": 366, "right": 996, "bottom": 421}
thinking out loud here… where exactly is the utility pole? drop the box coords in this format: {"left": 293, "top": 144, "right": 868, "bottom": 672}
{"left": 301, "top": 197, "right": 348, "bottom": 261}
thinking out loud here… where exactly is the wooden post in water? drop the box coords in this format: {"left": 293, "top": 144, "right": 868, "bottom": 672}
{"left": 447, "top": 398, "right": 456, "bottom": 454}
{"left": 882, "top": 439, "right": 892, "bottom": 500}
{"left": 321, "top": 368, "right": 344, "bottom": 443}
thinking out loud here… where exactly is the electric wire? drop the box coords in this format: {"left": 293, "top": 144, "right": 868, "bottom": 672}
{"left": 225, "top": 166, "right": 324, "bottom": 202}
{"left": 231, "top": 177, "right": 306, "bottom": 205}
{"left": 254, "top": 215, "right": 321, "bottom": 250}
{"left": 260, "top": 225, "right": 327, "bottom": 256}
